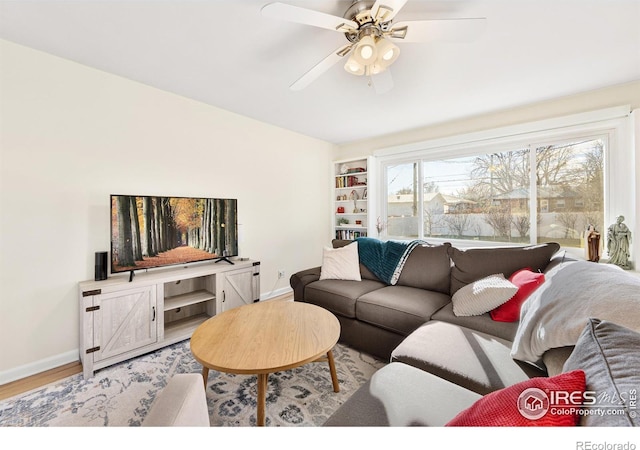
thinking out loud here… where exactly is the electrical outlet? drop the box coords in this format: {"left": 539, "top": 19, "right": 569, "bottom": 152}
{"left": 278, "top": 270, "right": 285, "bottom": 279}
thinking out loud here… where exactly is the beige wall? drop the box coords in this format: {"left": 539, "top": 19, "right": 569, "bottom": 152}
{"left": 0, "top": 40, "right": 335, "bottom": 382}
{"left": 337, "top": 80, "right": 640, "bottom": 158}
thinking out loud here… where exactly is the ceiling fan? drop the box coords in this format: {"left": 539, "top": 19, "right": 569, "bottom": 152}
{"left": 261, "top": 0, "right": 486, "bottom": 93}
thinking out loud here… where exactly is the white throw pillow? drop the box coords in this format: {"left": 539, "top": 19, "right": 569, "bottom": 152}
{"left": 319, "top": 242, "right": 361, "bottom": 281}
{"left": 452, "top": 273, "right": 518, "bottom": 317}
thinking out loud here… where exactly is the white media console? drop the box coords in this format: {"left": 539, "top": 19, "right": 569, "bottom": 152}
{"left": 78, "top": 259, "right": 260, "bottom": 379}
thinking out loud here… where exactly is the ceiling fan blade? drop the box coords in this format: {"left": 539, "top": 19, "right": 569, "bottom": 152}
{"left": 262, "top": 2, "right": 358, "bottom": 33}
{"left": 370, "top": 69, "right": 394, "bottom": 94}
{"left": 371, "top": 0, "right": 408, "bottom": 23}
{"left": 388, "top": 18, "right": 487, "bottom": 43}
{"left": 290, "top": 44, "right": 353, "bottom": 91}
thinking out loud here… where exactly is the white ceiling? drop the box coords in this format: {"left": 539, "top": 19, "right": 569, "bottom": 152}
{"left": 1, "top": 0, "right": 639, "bottom": 144}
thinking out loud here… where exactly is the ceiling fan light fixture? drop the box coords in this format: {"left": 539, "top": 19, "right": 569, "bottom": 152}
{"left": 344, "top": 54, "right": 365, "bottom": 75}
{"left": 375, "top": 38, "right": 400, "bottom": 67}
{"left": 370, "top": 63, "right": 385, "bottom": 75}
{"left": 353, "top": 34, "right": 377, "bottom": 65}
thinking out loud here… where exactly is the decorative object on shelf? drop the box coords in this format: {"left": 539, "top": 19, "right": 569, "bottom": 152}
{"left": 340, "top": 163, "right": 349, "bottom": 174}
{"left": 337, "top": 206, "right": 345, "bottom": 213}
{"left": 583, "top": 224, "right": 601, "bottom": 263}
{"left": 356, "top": 220, "right": 362, "bottom": 225}
{"left": 607, "top": 215, "right": 632, "bottom": 269}
{"left": 350, "top": 189, "right": 359, "bottom": 213}
{"left": 363, "top": 188, "right": 368, "bottom": 199}
{"left": 94, "top": 251, "right": 108, "bottom": 281}
{"left": 376, "top": 216, "right": 387, "bottom": 236}
{"left": 337, "top": 218, "right": 349, "bottom": 226}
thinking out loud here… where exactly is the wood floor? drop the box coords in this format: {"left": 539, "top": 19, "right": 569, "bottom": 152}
{"left": 0, "top": 361, "right": 82, "bottom": 401}
{"left": 0, "top": 292, "right": 294, "bottom": 402}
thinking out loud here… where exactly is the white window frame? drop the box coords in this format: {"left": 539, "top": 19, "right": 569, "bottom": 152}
{"left": 374, "top": 106, "right": 632, "bottom": 256}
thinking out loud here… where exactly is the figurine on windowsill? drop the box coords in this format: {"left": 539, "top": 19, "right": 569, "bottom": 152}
{"left": 607, "top": 215, "right": 632, "bottom": 269}
{"left": 583, "top": 224, "right": 601, "bottom": 262}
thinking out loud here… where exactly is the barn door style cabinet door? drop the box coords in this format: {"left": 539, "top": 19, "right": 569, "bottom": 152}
{"left": 81, "top": 285, "right": 158, "bottom": 377}
{"left": 219, "top": 266, "right": 261, "bottom": 313}
{"left": 79, "top": 260, "right": 260, "bottom": 379}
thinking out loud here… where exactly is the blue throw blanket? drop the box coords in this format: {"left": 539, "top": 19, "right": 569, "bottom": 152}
{"left": 355, "top": 237, "right": 427, "bottom": 285}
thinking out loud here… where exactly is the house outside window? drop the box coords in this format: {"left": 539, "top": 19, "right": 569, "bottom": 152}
{"left": 381, "top": 136, "right": 607, "bottom": 249}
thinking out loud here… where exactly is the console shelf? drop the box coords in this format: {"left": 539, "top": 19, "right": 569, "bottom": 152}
{"left": 79, "top": 259, "right": 260, "bottom": 379}
{"left": 163, "top": 313, "right": 211, "bottom": 343}
{"left": 164, "top": 290, "right": 216, "bottom": 311}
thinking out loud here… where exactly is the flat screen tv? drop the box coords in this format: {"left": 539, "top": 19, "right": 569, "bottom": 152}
{"left": 110, "top": 195, "right": 238, "bottom": 274}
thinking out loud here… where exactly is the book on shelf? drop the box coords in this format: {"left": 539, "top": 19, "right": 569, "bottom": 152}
{"left": 335, "top": 229, "right": 368, "bottom": 240}
{"left": 336, "top": 175, "right": 366, "bottom": 188}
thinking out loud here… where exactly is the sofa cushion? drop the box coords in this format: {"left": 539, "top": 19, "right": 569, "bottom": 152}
{"left": 451, "top": 273, "right": 518, "bottom": 317}
{"left": 431, "top": 302, "right": 519, "bottom": 342}
{"left": 446, "top": 370, "right": 586, "bottom": 426}
{"left": 395, "top": 242, "right": 452, "bottom": 294}
{"left": 449, "top": 242, "right": 560, "bottom": 295}
{"left": 319, "top": 241, "right": 361, "bottom": 281}
{"left": 332, "top": 239, "right": 380, "bottom": 281}
{"left": 324, "top": 362, "right": 482, "bottom": 426}
{"left": 490, "top": 268, "right": 545, "bottom": 322}
{"left": 542, "top": 346, "right": 575, "bottom": 377}
{"left": 391, "top": 321, "right": 544, "bottom": 395}
{"left": 322, "top": 379, "right": 390, "bottom": 426}
{"left": 304, "top": 279, "right": 385, "bottom": 318}
{"left": 356, "top": 286, "right": 450, "bottom": 336}
{"left": 563, "top": 318, "right": 640, "bottom": 426}
{"left": 511, "top": 261, "right": 640, "bottom": 366}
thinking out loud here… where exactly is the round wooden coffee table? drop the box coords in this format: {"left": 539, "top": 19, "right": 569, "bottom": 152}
{"left": 190, "top": 300, "right": 341, "bottom": 426}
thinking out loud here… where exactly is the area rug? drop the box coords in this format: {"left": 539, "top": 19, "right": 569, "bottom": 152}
{"left": 0, "top": 340, "right": 385, "bottom": 427}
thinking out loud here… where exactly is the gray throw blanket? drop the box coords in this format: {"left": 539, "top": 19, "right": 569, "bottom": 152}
{"left": 356, "top": 237, "right": 426, "bottom": 285}
{"left": 511, "top": 260, "right": 640, "bottom": 366}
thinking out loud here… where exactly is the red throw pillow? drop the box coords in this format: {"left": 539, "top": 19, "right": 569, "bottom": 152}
{"left": 446, "top": 370, "right": 586, "bottom": 426}
{"left": 490, "top": 268, "right": 545, "bottom": 322}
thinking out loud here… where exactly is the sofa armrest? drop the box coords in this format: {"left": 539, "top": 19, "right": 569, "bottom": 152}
{"left": 289, "top": 267, "right": 321, "bottom": 301}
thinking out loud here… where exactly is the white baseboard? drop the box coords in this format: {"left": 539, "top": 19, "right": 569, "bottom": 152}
{"left": 260, "top": 287, "right": 293, "bottom": 301}
{"left": 0, "top": 349, "right": 80, "bottom": 386}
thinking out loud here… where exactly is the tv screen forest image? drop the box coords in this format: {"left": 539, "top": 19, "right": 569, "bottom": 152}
{"left": 111, "top": 195, "right": 238, "bottom": 273}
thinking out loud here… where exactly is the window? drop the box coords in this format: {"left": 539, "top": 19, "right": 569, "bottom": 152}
{"left": 382, "top": 137, "right": 606, "bottom": 248}
{"left": 536, "top": 138, "right": 605, "bottom": 247}
{"left": 385, "top": 162, "right": 419, "bottom": 238}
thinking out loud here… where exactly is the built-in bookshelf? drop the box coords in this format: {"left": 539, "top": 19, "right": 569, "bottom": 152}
{"left": 333, "top": 157, "right": 372, "bottom": 240}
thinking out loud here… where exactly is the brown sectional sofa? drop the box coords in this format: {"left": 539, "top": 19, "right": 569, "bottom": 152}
{"left": 290, "top": 239, "right": 640, "bottom": 426}
{"left": 290, "top": 239, "right": 558, "bottom": 362}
